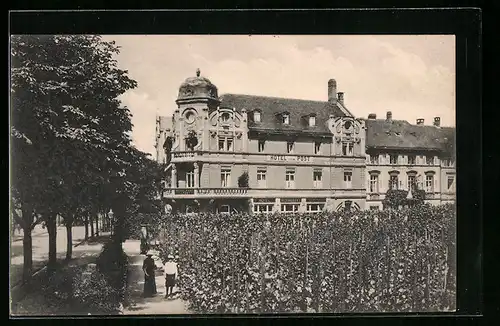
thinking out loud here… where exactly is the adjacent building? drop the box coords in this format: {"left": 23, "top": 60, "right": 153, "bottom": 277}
{"left": 155, "top": 69, "right": 455, "bottom": 214}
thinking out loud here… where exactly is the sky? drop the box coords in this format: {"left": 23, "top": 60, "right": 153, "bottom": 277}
{"left": 103, "top": 35, "right": 455, "bottom": 156}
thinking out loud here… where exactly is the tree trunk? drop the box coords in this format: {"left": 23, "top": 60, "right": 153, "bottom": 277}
{"left": 46, "top": 214, "right": 57, "bottom": 270}
{"left": 90, "top": 214, "right": 95, "bottom": 238}
{"left": 22, "top": 226, "right": 33, "bottom": 285}
{"left": 95, "top": 213, "right": 99, "bottom": 237}
{"left": 18, "top": 205, "right": 34, "bottom": 285}
{"left": 84, "top": 214, "right": 89, "bottom": 240}
{"left": 65, "top": 217, "right": 73, "bottom": 260}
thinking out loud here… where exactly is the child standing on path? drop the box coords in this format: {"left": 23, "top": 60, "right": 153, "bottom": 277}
{"left": 164, "top": 254, "right": 178, "bottom": 298}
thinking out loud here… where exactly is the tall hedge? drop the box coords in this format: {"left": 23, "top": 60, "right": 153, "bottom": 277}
{"left": 157, "top": 204, "right": 456, "bottom": 313}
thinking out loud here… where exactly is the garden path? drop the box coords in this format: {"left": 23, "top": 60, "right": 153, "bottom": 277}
{"left": 122, "top": 240, "right": 190, "bottom": 315}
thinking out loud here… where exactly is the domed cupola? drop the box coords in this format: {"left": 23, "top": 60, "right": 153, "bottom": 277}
{"left": 176, "top": 68, "right": 219, "bottom": 104}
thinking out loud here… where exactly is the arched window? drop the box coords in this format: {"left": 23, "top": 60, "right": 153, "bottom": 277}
{"left": 220, "top": 112, "right": 230, "bottom": 123}
{"left": 336, "top": 201, "right": 360, "bottom": 212}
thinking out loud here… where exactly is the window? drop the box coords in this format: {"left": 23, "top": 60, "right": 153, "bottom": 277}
{"left": 408, "top": 175, "right": 416, "bottom": 191}
{"left": 287, "top": 141, "right": 294, "bottom": 154}
{"left": 370, "top": 154, "right": 379, "bottom": 164}
{"left": 186, "top": 171, "right": 195, "bottom": 188}
{"left": 370, "top": 206, "right": 379, "bottom": 211}
{"left": 342, "top": 142, "right": 354, "bottom": 156}
{"left": 425, "top": 175, "right": 434, "bottom": 192}
{"left": 389, "top": 175, "right": 399, "bottom": 190}
{"left": 307, "top": 203, "right": 324, "bottom": 213}
{"left": 390, "top": 154, "right": 398, "bottom": 165}
{"left": 447, "top": 175, "right": 454, "bottom": 190}
{"left": 258, "top": 140, "right": 265, "bottom": 152}
{"left": 285, "top": 170, "right": 295, "bottom": 189}
{"left": 257, "top": 169, "right": 267, "bottom": 188}
{"left": 281, "top": 204, "right": 299, "bottom": 213}
{"left": 369, "top": 174, "right": 379, "bottom": 193}
{"left": 408, "top": 155, "right": 416, "bottom": 165}
{"left": 282, "top": 114, "right": 290, "bottom": 125}
{"left": 218, "top": 137, "right": 233, "bottom": 152}
{"left": 221, "top": 168, "right": 231, "bottom": 187}
{"left": 254, "top": 111, "right": 261, "bottom": 123}
{"left": 313, "top": 170, "right": 322, "bottom": 189}
{"left": 344, "top": 171, "right": 352, "bottom": 189}
{"left": 344, "top": 201, "right": 352, "bottom": 212}
{"left": 185, "top": 111, "right": 195, "bottom": 124}
{"left": 314, "top": 142, "right": 321, "bottom": 154}
{"left": 220, "top": 113, "right": 230, "bottom": 123}
{"left": 309, "top": 116, "right": 316, "bottom": 127}
{"left": 219, "top": 205, "right": 231, "bottom": 214}
{"left": 426, "top": 156, "right": 434, "bottom": 165}
{"left": 254, "top": 204, "right": 273, "bottom": 214}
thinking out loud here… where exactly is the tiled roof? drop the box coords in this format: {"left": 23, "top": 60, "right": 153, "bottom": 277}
{"left": 365, "top": 119, "right": 455, "bottom": 152}
{"left": 219, "top": 93, "right": 347, "bottom": 136}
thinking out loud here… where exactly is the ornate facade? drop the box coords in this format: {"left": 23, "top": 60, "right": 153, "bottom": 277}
{"left": 155, "top": 70, "right": 455, "bottom": 214}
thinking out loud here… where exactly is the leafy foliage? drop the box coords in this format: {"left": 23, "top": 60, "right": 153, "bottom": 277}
{"left": 238, "top": 172, "right": 249, "bottom": 188}
{"left": 383, "top": 189, "right": 425, "bottom": 209}
{"left": 10, "top": 35, "right": 161, "bottom": 281}
{"left": 156, "top": 204, "right": 455, "bottom": 313}
{"left": 186, "top": 130, "right": 198, "bottom": 150}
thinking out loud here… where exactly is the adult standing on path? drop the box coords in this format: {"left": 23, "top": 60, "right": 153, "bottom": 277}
{"left": 142, "top": 251, "right": 157, "bottom": 297}
{"left": 164, "top": 254, "right": 178, "bottom": 299}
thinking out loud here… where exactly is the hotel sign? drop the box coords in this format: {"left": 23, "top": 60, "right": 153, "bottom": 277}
{"left": 269, "top": 155, "right": 311, "bottom": 162}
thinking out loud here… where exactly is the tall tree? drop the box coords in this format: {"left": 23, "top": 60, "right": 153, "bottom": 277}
{"left": 10, "top": 35, "right": 137, "bottom": 276}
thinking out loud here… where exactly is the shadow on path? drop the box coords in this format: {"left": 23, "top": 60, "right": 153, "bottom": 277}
{"left": 122, "top": 240, "right": 189, "bottom": 315}
{"left": 10, "top": 240, "right": 108, "bottom": 316}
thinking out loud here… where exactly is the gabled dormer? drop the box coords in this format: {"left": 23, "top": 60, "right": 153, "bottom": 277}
{"left": 276, "top": 111, "right": 290, "bottom": 125}
{"left": 249, "top": 109, "right": 262, "bottom": 123}
{"left": 300, "top": 113, "right": 317, "bottom": 128}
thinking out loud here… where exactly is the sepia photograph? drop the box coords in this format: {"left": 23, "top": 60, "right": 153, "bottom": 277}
{"left": 10, "top": 34, "right": 456, "bottom": 316}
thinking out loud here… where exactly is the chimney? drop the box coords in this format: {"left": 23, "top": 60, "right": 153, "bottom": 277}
{"left": 433, "top": 117, "right": 441, "bottom": 127}
{"left": 337, "top": 92, "right": 344, "bottom": 104}
{"left": 368, "top": 113, "right": 377, "bottom": 119}
{"left": 386, "top": 111, "right": 392, "bottom": 121}
{"left": 328, "top": 79, "right": 337, "bottom": 103}
{"left": 416, "top": 118, "right": 424, "bottom": 125}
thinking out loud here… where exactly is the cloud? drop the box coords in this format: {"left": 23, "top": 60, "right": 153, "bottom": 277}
{"left": 107, "top": 35, "right": 455, "bottom": 155}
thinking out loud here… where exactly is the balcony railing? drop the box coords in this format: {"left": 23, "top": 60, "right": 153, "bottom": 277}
{"left": 163, "top": 188, "right": 249, "bottom": 196}
{"left": 173, "top": 151, "right": 198, "bottom": 158}
{"left": 175, "top": 188, "right": 195, "bottom": 195}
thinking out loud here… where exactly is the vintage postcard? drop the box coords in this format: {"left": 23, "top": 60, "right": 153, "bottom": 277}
{"left": 10, "top": 34, "right": 456, "bottom": 315}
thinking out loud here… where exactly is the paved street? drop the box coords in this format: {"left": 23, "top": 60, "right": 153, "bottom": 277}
{"left": 122, "top": 240, "right": 190, "bottom": 315}
{"left": 10, "top": 225, "right": 107, "bottom": 288}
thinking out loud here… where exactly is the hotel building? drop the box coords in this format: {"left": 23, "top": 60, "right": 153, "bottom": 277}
{"left": 155, "top": 70, "right": 455, "bottom": 214}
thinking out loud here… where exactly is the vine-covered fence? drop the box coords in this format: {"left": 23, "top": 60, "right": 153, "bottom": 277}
{"left": 155, "top": 204, "right": 455, "bottom": 313}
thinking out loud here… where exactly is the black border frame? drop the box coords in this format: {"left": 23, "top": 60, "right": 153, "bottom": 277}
{"left": 8, "top": 8, "right": 483, "bottom": 323}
